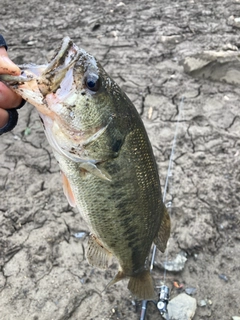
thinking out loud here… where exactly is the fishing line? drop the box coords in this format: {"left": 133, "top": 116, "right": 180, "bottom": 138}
{"left": 140, "top": 96, "right": 185, "bottom": 320}
{"left": 151, "top": 95, "right": 185, "bottom": 277}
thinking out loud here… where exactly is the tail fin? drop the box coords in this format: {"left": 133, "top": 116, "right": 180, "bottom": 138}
{"left": 128, "top": 270, "right": 155, "bottom": 300}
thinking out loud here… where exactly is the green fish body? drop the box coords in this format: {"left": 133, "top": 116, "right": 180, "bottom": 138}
{"left": 0, "top": 37, "right": 170, "bottom": 299}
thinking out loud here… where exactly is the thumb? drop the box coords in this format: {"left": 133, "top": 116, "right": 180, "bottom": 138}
{"left": 0, "top": 47, "right": 21, "bottom": 76}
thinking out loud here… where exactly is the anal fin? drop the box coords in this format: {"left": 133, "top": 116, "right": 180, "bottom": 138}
{"left": 154, "top": 205, "right": 171, "bottom": 253}
{"left": 87, "top": 234, "right": 112, "bottom": 269}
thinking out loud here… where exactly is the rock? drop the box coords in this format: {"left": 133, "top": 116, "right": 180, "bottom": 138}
{"left": 182, "top": 50, "right": 240, "bottom": 85}
{"left": 185, "top": 287, "right": 197, "bottom": 295}
{"left": 158, "top": 34, "right": 184, "bottom": 44}
{"left": 218, "top": 274, "right": 228, "bottom": 282}
{"left": 199, "top": 300, "right": 207, "bottom": 307}
{"left": 208, "top": 300, "right": 212, "bottom": 305}
{"left": 161, "top": 251, "right": 187, "bottom": 272}
{"left": 228, "top": 15, "right": 240, "bottom": 28}
{"left": 74, "top": 231, "right": 87, "bottom": 239}
{"left": 163, "top": 293, "right": 197, "bottom": 320}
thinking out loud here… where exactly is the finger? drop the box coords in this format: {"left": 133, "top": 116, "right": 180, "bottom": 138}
{"left": 0, "top": 108, "right": 9, "bottom": 128}
{"left": 0, "top": 82, "right": 22, "bottom": 109}
{"left": 0, "top": 47, "right": 21, "bottom": 75}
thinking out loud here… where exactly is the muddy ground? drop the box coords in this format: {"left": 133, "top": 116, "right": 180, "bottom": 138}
{"left": 0, "top": 1, "right": 239, "bottom": 319}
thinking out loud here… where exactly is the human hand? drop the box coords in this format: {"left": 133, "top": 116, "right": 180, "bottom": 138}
{"left": 0, "top": 39, "right": 24, "bottom": 133}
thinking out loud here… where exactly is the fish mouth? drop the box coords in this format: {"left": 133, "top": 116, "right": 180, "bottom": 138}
{"left": 0, "top": 37, "right": 79, "bottom": 88}
{"left": 0, "top": 37, "right": 81, "bottom": 118}
{"left": 39, "top": 37, "right": 81, "bottom": 96}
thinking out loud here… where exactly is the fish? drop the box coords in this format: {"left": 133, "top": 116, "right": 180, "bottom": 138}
{"left": 0, "top": 37, "right": 170, "bottom": 300}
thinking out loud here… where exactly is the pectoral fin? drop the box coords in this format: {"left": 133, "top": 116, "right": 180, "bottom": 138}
{"left": 79, "top": 162, "right": 111, "bottom": 181}
{"left": 154, "top": 205, "right": 171, "bottom": 253}
{"left": 87, "top": 234, "right": 112, "bottom": 269}
{"left": 61, "top": 172, "right": 76, "bottom": 207}
{"left": 82, "top": 121, "right": 111, "bottom": 147}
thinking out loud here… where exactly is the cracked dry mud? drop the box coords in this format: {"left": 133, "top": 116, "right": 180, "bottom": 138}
{"left": 0, "top": 1, "right": 239, "bottom": 319}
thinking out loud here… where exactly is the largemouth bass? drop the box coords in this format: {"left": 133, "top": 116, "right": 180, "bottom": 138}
{"left": 0, "top": 37, "right": 170, "bottom": 300}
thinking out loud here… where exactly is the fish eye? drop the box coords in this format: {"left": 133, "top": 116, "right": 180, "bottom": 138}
{"left": 85, "top": 73, "right": 101, "bottom": 92}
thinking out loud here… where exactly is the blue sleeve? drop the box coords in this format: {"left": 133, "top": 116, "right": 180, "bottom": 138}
{"left": 0, "top": 34, "right": 8, "bottom": 50}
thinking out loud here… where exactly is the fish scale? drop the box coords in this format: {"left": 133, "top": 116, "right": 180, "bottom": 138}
{"left": 59, "top": 123, "right": 162, "bottom": 274}
{"left": 0, "top": 37, "right": 170, "bottom": 300}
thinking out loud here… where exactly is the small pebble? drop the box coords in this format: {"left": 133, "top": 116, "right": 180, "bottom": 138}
{"left": 218, "top": 274, "right": 228, "bottom": 282}
{"left": 74, "top": 232, "right": 86, "bottom": 238}
{"left": 185, "top": 287, "right": 197, "bottom": 295}
{"left": 199, "top": 300, "right": 207, "bottom": 307}
{"left": 24, "top": 127, "right": 31, "bottom": 136}
{"left": 162, "top": 251, "right": 187, "bottom": 272}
